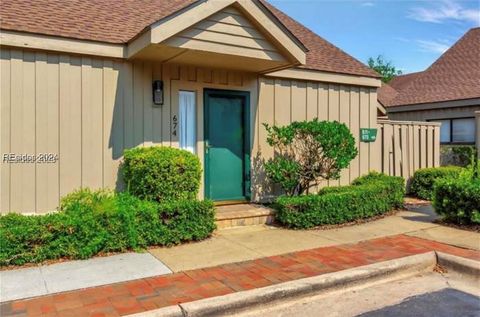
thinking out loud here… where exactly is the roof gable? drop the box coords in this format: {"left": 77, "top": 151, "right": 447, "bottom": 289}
{"left": 164, "top": 6, "right": 286, "bottom": 62}
{"left": 127, "top": 1, "right": 307, "bottom": 71}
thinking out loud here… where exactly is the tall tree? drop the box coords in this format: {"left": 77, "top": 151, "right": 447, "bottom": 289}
{"left": 367, "top": 55, "right": 402, "bottom": 83}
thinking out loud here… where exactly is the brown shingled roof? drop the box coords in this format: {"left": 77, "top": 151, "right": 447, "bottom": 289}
{"left": 377, "top": 72, "right": 421, "bottom": 106}
{"left": 377, "top": 83, "right": 398, "bottom": 107}
{"left": 0, "top": 0, "right": 197, "bottom": 43}
{"left": 258, "top": 0, "right": 379, "bottom": 78}
{"left": 388, "top": 72, "right": 422, "bottom": 92}
{"left": 385, "top": 28, "right": 480, "bottom": 107}
{"left": 0, "top": 0, "right": 379, "bottom": 78}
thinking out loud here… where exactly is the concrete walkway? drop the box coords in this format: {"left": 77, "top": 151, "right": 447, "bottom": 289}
{"left": 149, "top": 204, "right": 480, "bottom": 272}
{"left": 0, "top": 253, "right": 171, "bottom": 302}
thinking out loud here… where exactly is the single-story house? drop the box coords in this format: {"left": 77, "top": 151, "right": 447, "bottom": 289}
{"left": 1, "top": 0, "right": 386, "bottom": 214}
{"left": 378, "top": 28, "right": 480, "bottom": 164}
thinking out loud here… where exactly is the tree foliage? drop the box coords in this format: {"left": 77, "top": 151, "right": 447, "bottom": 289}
{"left": 367, "top": 55, "right": 402, "bottom": 83}
{"left": 263, "top": 119, "right": 357, "bottom": 196}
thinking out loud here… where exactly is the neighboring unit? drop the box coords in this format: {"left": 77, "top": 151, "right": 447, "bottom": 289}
{"left": 378, "top": 28, "right": 480, "bottom": 165}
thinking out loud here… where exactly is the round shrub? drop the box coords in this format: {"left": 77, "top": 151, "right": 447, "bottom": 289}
{"left": 433, "top": 178, "right": 480, "bottom": 225}
{"left": 123, "top": 146, "right": 201, "bottom": 202}
{"left": 409, "top": 166, "right": 464, "bottom": 200}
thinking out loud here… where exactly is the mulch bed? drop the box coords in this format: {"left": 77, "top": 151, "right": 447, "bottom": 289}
{"left": 433, "top": 219, "right": 480, "bottom": 233}
{"left": 403, "top": 196, "right": 431, "bottom": 206}
{"left": 302, "top": 209, "right": 400, "bottom": 231}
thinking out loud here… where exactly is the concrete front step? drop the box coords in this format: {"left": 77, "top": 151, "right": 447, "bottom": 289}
{"left": 215, "top": 204, "right": 275, "bottom": 229}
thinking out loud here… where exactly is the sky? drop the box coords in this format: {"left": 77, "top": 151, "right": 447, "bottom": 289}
{"left": 269, "top": 0, "right": 480, "bottom": 74}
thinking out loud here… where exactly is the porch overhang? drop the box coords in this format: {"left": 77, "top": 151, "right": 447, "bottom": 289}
{"left": 127, "top": 0, "right": 307, "bottom": 73}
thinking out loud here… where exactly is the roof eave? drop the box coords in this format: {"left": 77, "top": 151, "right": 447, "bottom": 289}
{"left": 386, "top": 97, "right": 480, "bottom": 112}
{"left": 127, "top": 0, "right": 307, "bottom": 66}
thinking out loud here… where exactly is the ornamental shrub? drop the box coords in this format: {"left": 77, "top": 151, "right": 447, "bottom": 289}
{"left": 264, "top": 156, "right": 301, "bottom": 195}
{"left": 263, "top": 119, "right": 357, "bottom": 196}
{"left": 432, "top": 158, "right": 480, "bottom": 225}
{"left": 274, "top": 172, "right": 404, "bottom": 229}
{"left": 123, "top": 146, "right": 201, "bottom": 202}
{"left": 410, "top": 166, "right": 464, "bottom": 200}
{"left": 0, "top": 189, "right": 215, "bottom": 266}
{"left": 433, "top": 178, "right": 480, "bottom": 225}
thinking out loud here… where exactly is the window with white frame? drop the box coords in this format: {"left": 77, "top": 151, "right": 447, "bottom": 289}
{"left": 434, "top": 117, "right": 475, "bottom": 144}
{"left": 179, "top": 91, "right": 196, "bottom": 153}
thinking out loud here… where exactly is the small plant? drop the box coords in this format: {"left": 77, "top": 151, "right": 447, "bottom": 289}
{"left": 433, "top": 178, "right": 480, "bottom": 225}
{"left": 123, "top": 146, "right": 201, "bottom": 203}
{"left": 461, "top": 151, "right": 480, "bottom": 180}
{"left": 433, "top": 153, "right": 480, "bottom": 225}
{"left": 263, "top": 119, "right": 357, "bottom": 196}
{"left": 432, "top": 153, "right": 480, "bottom": 225}
{"left": 409, "top": 166, "right": 464, "bottom": 200}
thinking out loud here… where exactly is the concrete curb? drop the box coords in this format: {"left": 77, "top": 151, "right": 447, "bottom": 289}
{"left": 128, "top": 252, "right": 437, "bottom": 317}
{"left": 436, "top": 252, "right": 480, "bottom": 281}
{"left": 128, "top": 306, "right": 184, "bottom": 317}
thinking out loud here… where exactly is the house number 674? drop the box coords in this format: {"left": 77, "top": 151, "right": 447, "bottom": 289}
{"left": 172, "top": 115, "right": 178, "bottom": 136}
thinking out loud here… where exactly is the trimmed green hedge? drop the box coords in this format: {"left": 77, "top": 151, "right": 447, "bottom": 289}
{"left": 0, "top": 189, "right": 215, "bottom": 266}
{"left": 123, "top": 146, "right": 201, "bottom": 203}
{"left": 274, "top": 172, "right": 404, "bottom": 229}
{"left": 409, "top": 166, "right": 464, "bottom": 200}
{"left": 433, "top": 178, "right": 480, "bottom": 225}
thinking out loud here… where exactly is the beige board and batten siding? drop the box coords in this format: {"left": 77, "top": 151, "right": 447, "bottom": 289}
{"left": 0, "top": 48, "right": 380, "bottom": 214}
{"left": 252, "top": 77, "right": 380, "bottom": 201}
{"left": 0, "top": 47, "right": 256, "bottom": 214}
{"left": 0, "top": 48, "right": 131, "bottom": 214}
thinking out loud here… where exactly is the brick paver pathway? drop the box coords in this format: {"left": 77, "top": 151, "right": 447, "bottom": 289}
{"left": 1, "top": 234, "right": 479, "bottom": 317}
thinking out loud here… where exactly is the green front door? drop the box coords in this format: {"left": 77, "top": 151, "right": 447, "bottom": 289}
{"left": 204, "top": 89, "right": 250, "bottom": 201}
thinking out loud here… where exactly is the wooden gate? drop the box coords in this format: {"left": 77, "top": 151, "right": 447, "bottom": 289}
{"left": 378, "top": 120, "right": 441, "bottom": 180}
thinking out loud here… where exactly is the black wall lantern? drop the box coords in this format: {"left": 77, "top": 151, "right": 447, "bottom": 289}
{"left": 152, "top": 80, "right": 164, "bottom": 106}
